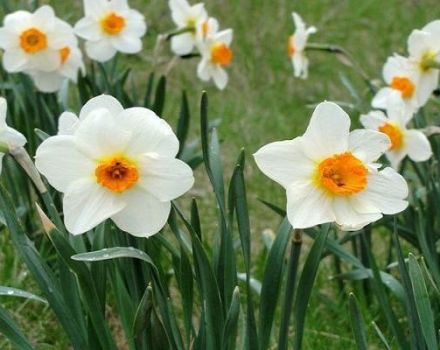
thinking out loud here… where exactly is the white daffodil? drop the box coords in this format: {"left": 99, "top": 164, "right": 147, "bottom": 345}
{"left": 407, "top": 20, "right": 440, "bottom": 104}
{"left": 195, "top": 17, "right": 218, "bottom": 48}
{"left": 28, "top": 41, "right": 85, "bottom": 93}
{"left": 35, "top": 95, "right": 194, "bottom": 237}
{"left": 0, "top": 98, "right": 26, "bottom": 173}
{"left": 360, "top": 105, "right": 432, "bottom": 169}
{"left": 288, "top": 12, "right": 317, "bottom": 79}
{"left": 372, "top": 55, "right": 425, "bottom": 114}
{"left": 254, "top": 102, "right": 408, "bottom": 231}
{"left": 74, "top": 0, "right": 147, "bottom": 62}
{"left": 168, "top": 0, "right": 208, "bottom": 55}
{"left": 0, "top": 6, "right": 76, "bottom": 73}
{"left": 197, "top": 28, "right": 233, "bottom": 90}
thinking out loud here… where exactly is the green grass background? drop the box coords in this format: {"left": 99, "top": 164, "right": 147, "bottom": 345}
{"left": 1, "top": 0, "right": 440, "bottom": 348}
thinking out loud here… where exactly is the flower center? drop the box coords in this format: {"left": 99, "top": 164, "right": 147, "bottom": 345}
{"left": 20, "top": 28, "right": 47, "bottom": 54}
{"left": 201, "top": 20, "right": 209, "bottom": 37}
{"left": 100, "top": 12, "right": 125, "bottom": 35}
{"left": 59, "top": 47, "right": 70, "bottom": 64}
{"left": 211, "top": 43, "right": 233, "bottom": 65}
{"left": 288, "top": 35, "right": 295, "bottom": 56}
{"left": 378, "top": 122, "right": 403, "bottom": 150}
{"left": 95, "top": 156, "right": 139, "bottom": 193}
{"left": 316, "top": 152, "right": 368, "bottom": 196}
{"left": 420, "top": 50, "right": 437, "bottom": 71}
{"left": 390, "top": 76, "right": 415, "bottom": 98}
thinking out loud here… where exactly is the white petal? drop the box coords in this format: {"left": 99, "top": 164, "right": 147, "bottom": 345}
{"left": 348, "top": 129, "right": 390, "bottom": 163}
{"left": 171, "top": 32, "right": 195, "bottom": 56}
{"left": 405, "top": 130, "right": 432, "bottom": 162}
{"left": 29, "top": 50, "right": 61, "bottom": 72}
{"left": 0, "top": 28, "right": 17, "bottom": 49}
{"left": 58, "top": 112, "right": 79, "bottom": 135}
{"left": 3, "top": 11, "right": 32, "bottom": 33}
{"left": 118, "top": 107, "right": 179, "bottom": 157}
{"left": 352, "top": 167, "right": 408, "bottom": 215}
{"left": 1, "top": 127, "right": 26, "bottom": 149}
{"left": 2, "top": 49, "right": 28, "bottom": 72}
{"left": 138, "top": 154, "right": 194, "bottom": 201}
{"left": 212, "top": 67, "right": 228, "bottom": 90}
{"left": 85, "top": 39, "right": 117, "bottom": 62}
{"left": 407, "top": 30, "right": 432, "bottom": 58}
{"left": 215, "top": 29, "right": 233, "bottom": 46}
{"left": 197, "top": 58, "right": 211, "bottom": 80}
{"left": 332, "top": 197, "right": 382, "bottom": 230}
{"left": 63, "top": 178, "right": 125, "bottom": 235}
{"left": 416, "top": 70, "right": 438, "bottom": 106}
{"left": 74, "top": 17, "right": 102, "bottom": 41}
{"left": 35, "top": 135, "right": 95, "bottom": 192}
{"left": 123, "top": 10, "right": 147, "bottom": 37}
{"left": 79, "top": 95, "right": 123, "bottom": 120}
{"left": 30, "top": 71, "right": 64, "bottom": 93}
{"left": 286, "top": 182, "right": 334, "bottom": 229}
{"left": 253, "top": 137, "right": 314, "bottom": 188}
{"left": 385, "top": 149, "right": 407, "bottom": 170}
{"left": 111, "top": 35, "right": 142, "bottom": 54}
{"left": 0, "top": 98, "right": 7, "bottom": 125}
{"left": 360, "top": 110, "right": 387, "bottom": 130}
{"left": 111, "top": 188, "right": 171, "bottom": 237}
{"left": 371, "top": 87, "right": 400, "bottom": 109}
{"left": 302, "top": 102, "right": 350, "bottom": 159}
{"left": 83, "top": 0, "right": 108, "bottom": 17}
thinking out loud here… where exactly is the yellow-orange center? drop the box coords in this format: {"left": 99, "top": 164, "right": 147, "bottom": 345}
{"left": 20, "top": 28, "right": 47, "bottom": 54}
{"left": 95, "top": 156, "right": 139, "bottom": 193}
{"left": 420, "top": 51, "right": 436, "bottom": 71}
{"left": 211, "top": 43, "right": 233, "bottom": 65}
{"left": 59, "top": 47, "right": 71, "bottom": 64}
{"left": 378, "top": 122, "right": 403, "bottom": 150}
{"left": 288, "top": 35, "right": 295, "bottom": 57}
{"left": 201, "top": 21, "right": 209, "bottom": 37}
{"left": 100, "top": 12, "right": 125, "bottom": 35}
{"left": 390, "top": 76, "right": 415, "bottom": 98}
{"left": 316, "top": 152, "right": 368, "bottom": 196}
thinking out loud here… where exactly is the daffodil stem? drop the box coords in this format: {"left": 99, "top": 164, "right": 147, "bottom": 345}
{"left": 422, "top": 125, "right": 440, "bottom": 136}
{"left": 164, "top": 27, "right": 195, "bottom": 41}
{"left": 278, "top": 229, "right": 303, "bottom": 350}
{"left": 425, "top": 60, "right": 440, "bottom": 70}
{"left": 306, "top": 43, "right": 375, "bottom": 93}
{"left": 0, "top": 142, "right": 8, "bottom": 154}
{"left": 10, "top": 147, "right": 46, "bottom": 194}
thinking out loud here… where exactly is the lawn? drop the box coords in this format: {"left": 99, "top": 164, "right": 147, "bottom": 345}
{"left": 1, "top": 0, "right": 440, "bottom": 349}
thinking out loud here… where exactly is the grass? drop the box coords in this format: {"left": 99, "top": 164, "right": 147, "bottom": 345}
{"left": 1, "top": 0, "right": 440, "bottom": 348}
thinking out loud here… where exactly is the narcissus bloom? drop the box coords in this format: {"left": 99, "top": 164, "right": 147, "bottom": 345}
{"left": 0, "top": 6, "right": 76, "bottom": 73}
{"left": 254, "top": 102, "right": 408, "bottom": 231}
{"left": 360, "top": 105, "right": 432, "bottom": 169}
{"left": 407, "top": 20, "right": 440, "bottom": 103}
{"left": 28, "top": 41, "right": 85, "bottom": 93}
{"left": 288, "top": 12, "right": 317, "bottom": 79}
{"left": 0, "top": 98, "right": 26, "bottom": 173}
{"left": 168, "top": 0, "right": 208, "bottom": 55}
{"left": 195, "top": 17, "right": 218, "bottom": 47}
{"left": 74, "top": 0, "right": 147, "bottom": 62}
{"left": 372, "top": 55, "right": 424, "bottom": 113}
{"left": 197, "top": 28, "right": 233, "bottom": 90}
{"left": 35, "top": 95, "right": 194, "bottom": 236}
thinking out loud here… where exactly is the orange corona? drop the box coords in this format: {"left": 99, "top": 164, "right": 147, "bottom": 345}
{"left": 20, "top": 28, "right": 47, "bottom": 54}
{"left": 59, "top": 47, "right": 70, "bottom": 64}
{"left": 95, "top": 156, "right": 139, "bottom": 193}
{"left": 288, "top": 35, "right": 295, "bottom": 57}
{"left": 100, "top": 12, "right": 125, "bottom": 35}
{"left": 378, "top": 123, "right": 403, "bottom": 150}
{"left": 390, "top": 76, "right": 415, "bottom": 98}
{"left": 316, "top": 152, "right": 368, "bottom": 196}
{"left": 211, "top": 43, "right": 233, "bottom": 65}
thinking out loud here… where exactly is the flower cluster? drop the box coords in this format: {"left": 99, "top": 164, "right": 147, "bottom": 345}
{"left": 168, "top": 0, "right": 234, "bottom": 90}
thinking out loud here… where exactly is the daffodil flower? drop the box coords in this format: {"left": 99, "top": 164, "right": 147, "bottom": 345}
{"left": 74, "top": 0, "right": 147, "bottom": 62}
{"left": 0, "top": 6, "right": 76, "bottom": 73}
{"left": 372, "top": 55, "right": 424, "bottom": 114}
{"left": 168, "top": 0, "right": 208, "bottom": 55}
{"left": 0, "top": 98, "right": 26, "bottom": 173}
{"left": 360, "top": 104, "right": 432, "bottom": 169}
{"left": 197, "top": 28, "right": 233, "bottom": 90}
{"left": 407, "top": 20, "right": 440, "bottom": 103}
{"left": 35, "top": 95, "right": 194, "bottom": 236}
{"left": 254, "top": 102, "right": 408, "bottom": 231}
{"left": 288, "top": 12, "right": 317, "bottom": 79}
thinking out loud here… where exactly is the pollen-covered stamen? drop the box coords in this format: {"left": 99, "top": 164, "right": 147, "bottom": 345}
{"left": 211, "top": 43, "right": 233, "bottom": 65}
{"left": 95, "top": 156, "right": 139, "bottom": 193}
{"left": 288, "top": 35, "right": 295, "bottom": 57}
{"left": 100, "top": 12, "right": 125, "bottom": 35}
{"left": 20, "top": 28, "right": 47, "bottom": 54}
{"left": 379, "top": 122, "right": 403, "bottom": 150}
{"left": 59, "top": 47, "right": 70, "bottom": 64}
{"left": 390, "top": 76, "right": 415, "bottom": 98}
{"left": 420, "top": 51, "right": 437, "bottom": 71}
{"left": 316, "top": 152, "right": 368, "bottom": 196}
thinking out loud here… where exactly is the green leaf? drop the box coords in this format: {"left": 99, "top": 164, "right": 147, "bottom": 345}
{"left": 0, "top": 306, "right": 33, "bottom": 350}
{"left": 408, "top": 254, "right": 438, "bottom": 350}
{"left": 222, "top": 286, "right": 241, "bottom": 350}
{"left": 0, "top": 286, "right": 46, "bottom": 303}
{"left": 259, "top": 217, "right": 292, "bottom": 350}
{"left": 371, "top": 321, "right": 391, "bottom": 350}
{"left": 72, "top": 246, "right": 155, "bottom": 265}
{"left": 132, "top": 285, "right": 153, "bottom": 338}
{"left": 152, "top": 76, "right": 166, "bottom": 116}
{"left": 293, "top": 224, "right": 329, "bottom": 350}
{"left": 348, "top": 293, "right": 368, "bottom": 350}
{"left": 176, "top": 90, "right": 190, "bottom": 157}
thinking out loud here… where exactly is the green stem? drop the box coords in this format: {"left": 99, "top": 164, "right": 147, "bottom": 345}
{"left": 164, "top": 26, "right": 195, "bottom": 40}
